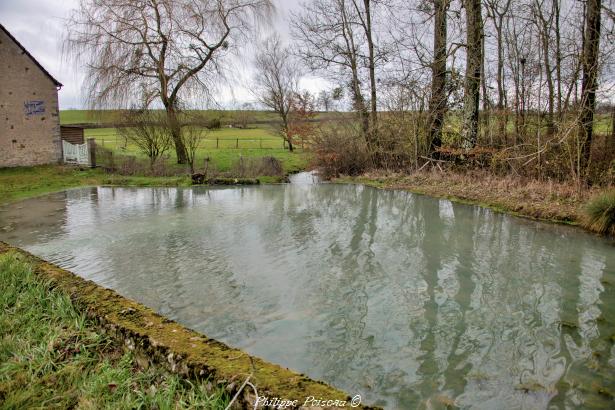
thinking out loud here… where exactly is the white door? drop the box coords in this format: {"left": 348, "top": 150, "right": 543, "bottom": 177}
{"left": 62, "top": 140, "right": 90, "bottom": 165}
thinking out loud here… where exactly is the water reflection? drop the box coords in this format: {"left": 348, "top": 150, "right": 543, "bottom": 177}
{"left": 1, "top": 185, "right": 614, "bottom": 409}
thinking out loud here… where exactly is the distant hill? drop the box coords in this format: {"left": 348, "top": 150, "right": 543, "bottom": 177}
{"left": 60, "top": 109, "right": 352, "bottom": 127}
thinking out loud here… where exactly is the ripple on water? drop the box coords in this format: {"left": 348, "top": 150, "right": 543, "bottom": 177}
{"left": 1, "top": 185, "right": 614, "bottom": 409}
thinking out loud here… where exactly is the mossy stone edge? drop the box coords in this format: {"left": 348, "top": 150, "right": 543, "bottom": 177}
{"left": 0, "top": 242, "right": 374, "bottom": 409}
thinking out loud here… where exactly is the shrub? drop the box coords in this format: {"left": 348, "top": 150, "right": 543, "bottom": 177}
{"left": 230, "top": 156, "right": 284, "bottom": 177}
{"left": 118, "top": 110, "right": 172, "bottom": 169}
{"left": 95, "top": 146, "right": 116, "bottom": 171}
{"left": 373, "top": 113, "right": 427, "bottom": 170}
{"left": 582, "top": 189, "right": 615, "bottom": 235}
{"left": 310, "top": 123, "right": 372, "bottom": 178}
{"left": 205, "top": 117, "right": 221, "bottom": 129}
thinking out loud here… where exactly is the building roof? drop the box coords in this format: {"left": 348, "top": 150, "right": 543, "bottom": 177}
{"left": 0, "top": 23, "right": 63, "bottom": 87}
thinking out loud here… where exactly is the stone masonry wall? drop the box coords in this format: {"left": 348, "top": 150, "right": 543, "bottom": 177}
{"left": 0, "top": 28, "right": 61, "bottom": 167}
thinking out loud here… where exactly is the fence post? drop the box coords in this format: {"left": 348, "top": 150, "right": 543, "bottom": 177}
{"left": 260, "top": 139, "right": 262, "bottom": 149}
{"left": 87, "top": 138, "right": 97, "bottom": 168}
{"left": 216, "top": 138, "right": 219, "bottom": 148}
{"left": 236, "top": 138, "right": 239, "bottom": 149}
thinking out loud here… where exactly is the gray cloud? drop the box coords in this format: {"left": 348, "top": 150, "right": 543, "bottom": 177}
{"left": 1, "top": 0, "right": 82, "bottom": 107}
{"left": 0, "top": 0, "right": 324, "bottom": 109}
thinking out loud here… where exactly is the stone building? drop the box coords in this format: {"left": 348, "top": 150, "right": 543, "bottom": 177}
{"left": 0, "top": 23, "right": 62, "bottom": 167}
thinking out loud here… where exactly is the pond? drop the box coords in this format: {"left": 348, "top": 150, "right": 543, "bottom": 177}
{"left": 1, "top": 180, "right": 614, "bottom": 409}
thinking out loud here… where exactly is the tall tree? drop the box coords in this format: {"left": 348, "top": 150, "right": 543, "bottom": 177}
{"left": 532, "top": 0, "right": 556, "bottom": 135}
{"left": 352, "top": 0, "right": 379, "bottom": 145}
{"left": 317, "top": 90, "right": 333, "bottom": 111}
{"left": 66, "top": 0, "right": 272, "bottom": 163}
{"left": 291, "top": 0, "right": 384, "bottom": 151}
{"left": 428, "top": 0, "right": 449, "bottom": 153}
{"left": 579, "top": 0, "right": 602, "bottom": 175}
{"left": 253, "top": 36, "right": 299, "bottom": 151}
{"left": 462, "top": 0, "right": 483, "bottom": 148}
{"left": 485, "top": 0, "right": 511, "bottom": 138}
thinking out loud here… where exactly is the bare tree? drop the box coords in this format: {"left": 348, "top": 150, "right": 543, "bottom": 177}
{"left": 288, "top": 90, "right": 317, "bottom": 148}
{"left": 484, "top": 0, "right": 512, "bottom": 137}
{"left": 579, "top": 0, "right": 602, "bottom": 176}
{"left": 291, "top": 0, "right": 376, "bottom": 149}
{"left": 532, "top": 0, "right": 556, "bottom": 135}
{"left": 289, "top": 0, "right": 615, "bottom": 182}
{"left": 65, "top": 0, "right": 272, "bottom": 163}
{"left": 234, "top": 102, "right": 255, "bottom": 129}
{"left": 253, "top": 35, "right": 299, "bottom": 151}
{"left": 119, "top": 110, "right": 172, "bottom": 169}
{"left": 317, "top": 90, "right": 333, "bottom": 111}
{"left": 351, "top": 0, "right": 379, "bottom": 142}
{"left": 428, "top": 0, "right": 450, "bottom": 153}
{"left": 181, "top": 124, "right": 205, "bottom": 174}
{"left": 462, "top": 0, "right": 483, "bottom": 147}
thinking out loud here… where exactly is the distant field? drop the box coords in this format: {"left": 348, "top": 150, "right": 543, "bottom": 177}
{"left": 60, "top": 109, "right": 281, "bottom": 125}
{"left": 60, "top": 109, "right": 315, "bottom": 174}
{"left": 84, "top": 127, "right": 307, "bottom": 174}
{"left": 60, "top": 109, "right": 351, "bottom": 126}
{"left": 86, "top": 127, "right": 290, "bottom": 150}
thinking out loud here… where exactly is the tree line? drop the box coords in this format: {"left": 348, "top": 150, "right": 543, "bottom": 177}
{"left": 65, "top": 0, "right": 615, "bottom": 183}
{"left": 290, "top": 0, "right": 614, "bottom": 182}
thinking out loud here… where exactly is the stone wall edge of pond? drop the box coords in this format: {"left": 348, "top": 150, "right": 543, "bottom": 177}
{"left": 0, "top": 242, "right": 375, "bottom": 410}
{"left": 191, "top": 174, "right": 261, "bottom": 185}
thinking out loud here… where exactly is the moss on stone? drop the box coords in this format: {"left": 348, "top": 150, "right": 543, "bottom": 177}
{"left": 0, "top": 242, "right": 372, "bottom": 409}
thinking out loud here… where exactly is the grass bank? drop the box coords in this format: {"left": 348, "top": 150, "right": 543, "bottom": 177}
{"left": 0, "top": 244, "right": 354, "bottom": 408}
{"left": 0, "top": 166, "right": 193, "bottom": 205}
{"left": 338, "top": 170, "right": 609, "bottom": 227}
{"left": 0, "top": 153, "right": 308, "bottom": 205}
{"left": 0, "top": 251, "right": 229, "bottom": 409}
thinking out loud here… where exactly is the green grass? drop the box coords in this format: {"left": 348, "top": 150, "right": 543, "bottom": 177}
{"left": 87, "top": 126, "right": 309, "bottom": 174}
{"left": 1, "top": 120, "right": 309, "bottom": 205}
{"left": 0, "top": 166, "right": 194, "bottom": 205}
{"left": 582, "top": 189, "right": 615, "bottom": 235}
{"left": 60, "top": 109, "right": 281, "bottom": 125}
{"left": 0, "top": 251, "right": 229, "bottom": 409}
{"left": 0, "top": 155, "right": 307, "bottom": 206}
{"left": 88, "top": 126, "right": 290, "bottom": 150}
{"left": 59, "top": 109, "right": 347, "bottom": 126}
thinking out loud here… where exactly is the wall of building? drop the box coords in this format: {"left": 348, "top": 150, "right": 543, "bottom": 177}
{"left": 0, "top": 29, "right": 61, "bottom": 167}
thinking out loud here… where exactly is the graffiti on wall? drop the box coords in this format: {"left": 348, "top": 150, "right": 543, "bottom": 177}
{"left": 24, "top": 100, "right": 45, "bottom": 116}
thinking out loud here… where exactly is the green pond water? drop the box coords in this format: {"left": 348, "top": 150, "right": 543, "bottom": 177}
{"left": 1, "top": 180, "right": 614, "bottom": 409}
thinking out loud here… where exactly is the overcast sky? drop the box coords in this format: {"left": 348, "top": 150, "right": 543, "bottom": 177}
{"left": 0, "top": 0, "right": 323, "bottom": 109}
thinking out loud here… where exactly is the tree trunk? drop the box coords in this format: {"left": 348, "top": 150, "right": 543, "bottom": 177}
{"left": 429, "top": 0, "right": 448, "bottom": 154}
{"left": 462, "top": 0, "right": 482, "bottom": 148}
{"left": 554, "top": 0, "right": 562, "bottom": 120}
{"left": 363, "top": 0, "right": 378, "bottom": 147}
{"left": 541, "top": 29, "right": 555, "bottom": 136}
{"left": 340, "top": 2, "right": 371, "bottom": 150}
{"left": 480, "top": 28, "right": 490, "bottom": 145}
{"left": 579, "top": 0, "right": 601, "bottom": 177}
{"left": 350, "top": 65, "right": 371, "bottom": 148}
{"left": 282, "top": 114, "right": 294, "bottom": 152}
{"left": 165, "top": 104, "right": 188, "bottom": 164}
{"left": 496, "top": 20, "right": 506, "bottom": 141}
{"left": 535, "top": 1, "right": 555, "bottom": 136}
